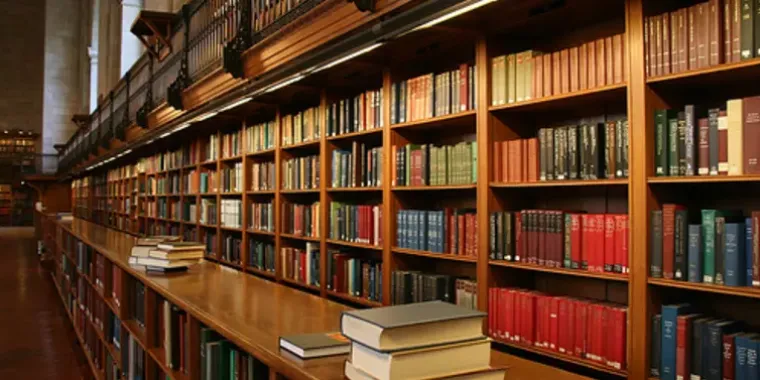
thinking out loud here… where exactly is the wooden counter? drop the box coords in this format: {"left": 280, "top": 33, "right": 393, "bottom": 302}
{"left": 54, "top": 217, "right": 589, "bottom": 380}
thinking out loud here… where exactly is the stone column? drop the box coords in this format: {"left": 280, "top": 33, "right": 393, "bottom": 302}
{"left": 121, "top": 0, "right": 144, "bottom": 77}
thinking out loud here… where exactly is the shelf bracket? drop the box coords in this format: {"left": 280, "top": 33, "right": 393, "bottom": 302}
{"left": 130, "top": 10, "right": 176, "bottom": 62}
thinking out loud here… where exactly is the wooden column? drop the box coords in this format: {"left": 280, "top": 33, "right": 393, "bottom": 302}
{"left": 475, "top": 36, "right": 490, "bottom": 313}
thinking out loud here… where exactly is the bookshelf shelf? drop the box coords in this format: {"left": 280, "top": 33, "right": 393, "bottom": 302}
{"left": 281, "top": 140, "right": 320, "bottom": 151}
{"left": 146, "top": 348, "right": 182, "bottom": 380}
{"left": 326, "top": 187, "right": 382, "bottom": 193}
{"left": 646, "top": 57, "right": 760, "bottom": 85}
{"left": 393, "top": 247, "right": 477, "bottom": 263}
{"left": 220, "top": 225, "right": 243, "bottom": 232}
{"left": 647, "top": 278, "right": 760, "bottom": 300}
{"left": 489, "top": 261, "right": 629, "bottom": 282}
{"left": 490, "top": 179, "right": 628, "bottom": 188}
{"left": 246, "top": 266, "right": 276, "bottom": 279}
{"left": 199, "top": 193, "right": 217, "bottom": 197}
{"left": 280, "top": 277, "right": 320, "bottom": 292}
{"left": 246, "top": 190, "right": 275, "bottom": 195}
{"left": 104, "top": 297, "right": 119, "bottom": 315}
{"left": 390, "top": 110, "right": 476, "bottom": 131}
{"left": 491, "top": 338, "right": 628, "bottom": 377}
{"left": 280, "top": 233, "right": 320, "bottom": 242}
{"left": 247, "top": 229, "right": 275, "bottom": 236}
{"left": 326, "top": 289, "right": 382, "bottom": 308}
{"left": 218, "top": 258, "right": 243, "bottom": 269}
{"left": 488, "top": 84, "right": 627, "bottom": 114}
{"left": 220, "top": 192, "right": 243, "bottom": 196}
{"left": 220, "top": 155, "right": 243, "bottom": 162}
{"left": 246, "top": 148, "right": 276, "bottom": 157}
{"left": 647, "top": 175, "right": 760, "bottom": 184}
{"left": 326, "top": 239, "right": 382, "bottom": 251}
{"left": 392, "top": 184, "right": 477, "bottom": 191}
{"left": 326, "top": 128, "right": 382, "bottom": 142}
{"left": 122, "top": 320, "right": 148, "bottom": 350}
{"left": 199, "top": 223, "right": 217, "bottom": 229}
{"left": 280, "top": 189, "right": 320, "bottom": 194}
{"left": 200, "top": 160, "right": 217, "bottom": 167}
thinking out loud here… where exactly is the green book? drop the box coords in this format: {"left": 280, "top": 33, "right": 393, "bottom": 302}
{"left": 230, "top": 347, "right": 237, "bottom": 380}
{"left": 654, "top": 109, "right": 669, "bottom": 176}
{"left": 668, "top": 116, "right": 679, "bottom": 177}
{"left": 200, "top": 327, "right": 222, "bottom": 380}
{"left": 702, "top": 210, "right": 743, "bottom": 283}
{"left": 471, "top": 141, "right": 478, "bottom": 183}
{"left": 219, "top": 340, "right": 233, "bottom": 380}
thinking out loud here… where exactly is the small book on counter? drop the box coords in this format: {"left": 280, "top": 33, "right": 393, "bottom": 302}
{"left": 279, "top": 332, "right": 350, "bottom": 359}
{"left": 340, "top": 301, "right": 486, "bottom": 351}
{"left": 157, "top": 241, "right": 206, "bottom": 251}
{"left": 344, "top": 359, "right": 506, "bottom": 380}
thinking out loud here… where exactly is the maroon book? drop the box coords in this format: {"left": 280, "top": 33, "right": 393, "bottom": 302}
{"left": 723, "top": 0, "right": 732, "bottom": 63}
{"left": 697, "top": 3, "right": 710, "bottom": 68}
{"left": 662, "top": 204, "right": 686, "bottom": 279}
{"left": 688, "top": 6, "right": 698, "bottom": 69}
{"left": 662, "top": 12, "right": 672, "bottom": 75}
{"left": 708, "top": 0, "right": 723, "bottom": 66}
{"left": 731, "top": 0, "right": 741, "bottom": 63}
{"left": 723, "top": 333, "right": 739, "bottom": 380}
{"left": 743, "top": 96, "right": 760, "bottom": 174}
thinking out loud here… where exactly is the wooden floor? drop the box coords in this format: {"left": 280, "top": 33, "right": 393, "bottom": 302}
{"left": 0, "top": 228, "right": 88, "bottom": 379}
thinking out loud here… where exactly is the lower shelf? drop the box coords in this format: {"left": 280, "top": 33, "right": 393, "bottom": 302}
{"left": 326, "top": 289, "right": 382, "bottom": 308}
{"left": 280, "top": 277, "right": 320, "bottom": 292}
{"left": 491, "top": 337, "right": 627, "bottom": 377}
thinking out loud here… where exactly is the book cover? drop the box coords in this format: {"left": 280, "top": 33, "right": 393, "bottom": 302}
{"left": 652, "top": 210, "right": 664, "bottom": 278}
{"left": 688, "top": 224, "right": 703, "bottom": 283}
{"left": 725, "top": 222, "right": 747, "bottom": 286}
{"left": 662, "top": 304, "right": 691, "bottom": 380}
{"left": 744, "top": 96, "right": 760, "bottom": 174}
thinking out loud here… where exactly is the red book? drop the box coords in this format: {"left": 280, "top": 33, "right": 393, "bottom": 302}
{"left": 569, "top": 213, "right": 583, "bottom": 269}
{"left": 596, "top": 214, "right": 606, "bottom": 273}
{"left": 535, "top": 296, "right": 545, "bottom": 347}
{"left": 528, "top": 138, "right": 539, "bottom": 182}
{"left": 615, "top": 215, "right": 630, "bottom": 273}
{"left": 458, "top": 214, "right": 466, "bottom": 256}
{"left": 676, "top": 314, "right": 698, "bottom": 379}
{"left": 724, "top": 332, "right": 739, "bottom": 380}
{"left": 507, "top": 289, "right": 516, "bottom": 341}
{"left": 744, "top": 96, "right": 760, "bottom": 174}
{"left": 604, "top": 214, "right": 616, "bottom": 272}
{"left": 522, "top": 139, "right": 530, "bottom": 184}
{"left": 593, "top": 303, "right": 606, "bottom": 363}
{"left": 557, "top": 297, "right": 569, "bottom": 353}
{"left": 515, "top": 211, "right": 524, "bottom": 262}
{"left": 662, "top": 204, "right": 686, "bottom": 279}
{"left": 501, "top": 141, "right": 510, "bottom": 183}
{"left": 550, "top": 297, "right": 560, "bottom": 351}
{"left": 523, "top": 292, "right": 536, "bottom": 346}
{"left": 574, "top": 300, "right": 588, "bottom": 357}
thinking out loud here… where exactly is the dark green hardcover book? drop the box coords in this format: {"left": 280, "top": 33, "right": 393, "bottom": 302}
{"left": 652, "top": 210, "right": 664, "bottom": 278}
{"left": 504, "top": 212, "right": 514, "bottom": 261}
{"left": 684, "top": 105, "right": 700, "bottom": 176}
{"left": 589, "top": 123, "right": 604, "bottom": 179}
{"left": 651, "top": 314, "right": 662, "bottom": 377}
{"left": 539, "top": 128, "right": 548, "bottom": 181}
{"left": 564, "top": 213, "right": 572, "bottom": 268}
{"left": 655, "top": 109, "right": 669, "bottom": 176}
{"left": 668, "top": 116, "right": 680, "bottom": 176}
{"left": 741, "top": 0, "right": 755, "bottom": 59}
{"left": 580, "top": 124, "right": 591, "bottom": 179}
{"left": 490, "top": 212, "right": 498, "bottom": 260}
{"left": 615, "top": 120, "right": 624, "bottom": 178}
{"left": 568, "top": 125, "right": 580, "bottom": 179}
{"left": 546, "top": 127, "right": 555, "bottom": 180}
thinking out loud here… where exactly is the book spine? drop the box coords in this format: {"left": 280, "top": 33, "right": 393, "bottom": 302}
{"left": 703, "top": 210, "right": 717, "bottom": 283}
{"left": 741, "top": 0, "right": 755, "bottom": 60}
{"left": 663, "top": 205, "right": 677, "bottom": 279}
{"left": 725, "top": 222, "right": 746, "bottom": 286}
{"left": 685, "top": 105, "right": 698, "bottom": 176}
{"left": 716, "top": 216, "right": 727, "bottom": 285}
{"left": 699, "top": 117, "right": 710, "bottom": 175}
{"left": 652, "top": 210, "right": 664, "bottom": 278}
{"left": 651, "top": 314, "right": 662, "bottom": 377}
{"left": 675, "top": 210, "right": 688, "bottom": 280}
{"left": 688, "top": 224, "right": 703, "bottom": 283}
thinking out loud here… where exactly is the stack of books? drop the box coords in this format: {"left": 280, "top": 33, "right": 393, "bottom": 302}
{"left": 129, "top": 237, "right": 204, "bottom": 273}
{"left": 340, "top": 301, "right": 505, "bottom": 380}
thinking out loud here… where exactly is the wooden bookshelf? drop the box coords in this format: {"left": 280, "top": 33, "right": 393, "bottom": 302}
{"left": 63, "top": 0, "right": 760, "bottom": 378}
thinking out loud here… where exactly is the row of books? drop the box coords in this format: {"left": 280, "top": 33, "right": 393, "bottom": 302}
{"left": 488, "top": 287, "right": 628, "bottom": 370}
{"left": 644, "top": 0, "right": 754, "bottom": 79}
{"left": 397, "top": 208, "right": 479, "bottom": 257}
{"left": 390, "top": 63, "right": 476, "bottom": 124}
{"left": 650, "top": 206, "right": 760, "bottom": 287}
{"left": 221, "top": 163, "right": 243, "bottom": 193}
{"left": 281, "top": 244, "right": 320, "bottom": 286}
{"left": 490, "top": 210, "right": 630, "bottom": 274}
{"left": 249, "top": 202, "right": 273, "bottom": 232}
{"left": 200, "top": 199, "right": 217, "bottom": 225}
{"left": 204, "top": 134, "right": 219, "bottom": 162}
{"left": 329, "top": 202, "right": 382, "bottom": 246}
{"left": 391, "top": 271, "right": 478, "bottom": 310}
{"left": 140, "top": 149, "right": 183, "bottom": 173}
{"left": 491, "top": 34, "right": 626, "bottom": 106}
{"left": 326, "top": 251, "right": 382, "bottom": 302}
{"left": 246, "top": 120, "right": 275, "bottom": 153}
{"left": 392, "top": 141, "right": 477, "bottom": 187}
{"left": 199, "top": 324, "right": 269, "bottom": 379}
{"left": 331, "top": 143, "right": 382, "bottom": 188}
{"left": 197, "top": 171, "right": 217, "bottom": 193}
{"left": 250, "top": 162, "right": 275, "bottom": 191}
{"left": 183, "top": 202, "right": 196, "bottom": 222}
{"left": 160, "top": 300, "right": 190, "bottom": 372}
{"left": 183, "top": 142, "right": 200, "bottom": 167}
{"left": 651, "top": 303, "right": 760, "bottom": 380}
{"left": 327, "top": 89, "right": 384, "bottom": 137}
{"left": 205, "top": 231, "right": 217, "bottom": 255}
{"left": 654, "top": 97, "right": 760, "bottom": 177}
{"left": 121, "top": 334, "right": 145, "bottom": 380}
{"left": 222, "top": 235, "right": 242, "bottom": 264}
{"left": 249, "top": 241, "right": 275, "bottom": 273}
{"left": 282, "top": 106, "right": 321, "bottom": 146}
{"left": 221, "top": 130, "right": 242, "bottom": 158}
{"left": 282, "top": 155, "right": 319, "bottom": 190}
{"left": 220, "top": 199, "right": 242, "bottom": 228}
{"left": 282, "top": 201, "right": 320, "bottom": 238}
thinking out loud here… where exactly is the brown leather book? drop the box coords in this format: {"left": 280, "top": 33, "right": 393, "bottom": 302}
{"left": 605, "top": 37, "right": 614, "bottom": 85}
{"left": 670, "top": 12, "right": 679, "bottom": 74}
{"left": 552, "top": 52, "right": 561, "bottom": 95}
{"left": 596, "top": 38, "right": 606, "bottom": 86}
{"left": 570, "top": 46, "right": 580, "bottom": 91}
{"left": 560, "top": 49, "right": 570, "bottom": 94}
{"left": 744, "top": 96, "right": 760, "bottom": 174}
{"left": 688, "top": 6, "right": 698, "bottom": 69}
{"left": 731, "top": 0, "right": 741, "bottom": 63}
{"left": 662, "top": 12, "right": 672, "bottom": 75}
{"left": 708, "top": 0, "right": 723, "bottom": 66}
{"left": 649, "top": 16, "right": 657, "bottom": 76}
{"left": 697, "top": 3, "right": 710, "bottom": 68}
{"left": 723, "top": 0, "right": 733, "bottom": 63}
{"left": 502, "top": 141, "right": 509, "bottom": 183}
{"left": 534, "top": 53, "right": 543, "bottom": 99}
{"left": 528, "top": 138, "right": 539, "bottom": 182}
{"left": 579, "top": 43, "right": 588, "bottom": 90}
{"left": 613, "top": 35, "right": 624, "bottom": 84}
{"left": 654, "top": 15, "right": 663, "bottom": 76}
{"left": 679, "top": 9, "right": 689, "bottom": 72}
{"left": 543, "top": 54, "right": 553, "bottom": 97}
{"left": 522, "top": 139, "right": 529, "bottom": 182}
{"left": 698, "top": 118, "right": 710, "bottom": 175}
{"left": 645, "top": 17, "right": 651, "bottom": 77}
{"left": 588, "top": 41, "right": 597, "bottom": 88}
{"left": 493, "top": 141, "right": 502, "bottom": 183}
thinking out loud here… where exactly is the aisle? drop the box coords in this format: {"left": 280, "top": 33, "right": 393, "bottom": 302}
{"left": 0, "top": 228, "right": 87, "bottom": 379}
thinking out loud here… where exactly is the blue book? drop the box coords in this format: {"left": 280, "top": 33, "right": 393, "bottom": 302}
{"left": 735, "top": 334, "right": 760, "bottom": 380}
{"left": 396, "top": 211, "right": 403, "bottom": 248}
{"left": 688, "top": 224, "right": 703, "bottom": 283}
{"left": 748, "top": 335, "right": 760, "bottom": 380}
{"left": 707, "top": 320, "right": 740, "bottom": 380}
{"left": 662, "top": 304, "right": 691, "bottom": 380}
{"left": 725, "top": 223, "right": 747, "bottom": 286}
{"left": 747, "top": 218, "right": 754, "bottom": 284}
